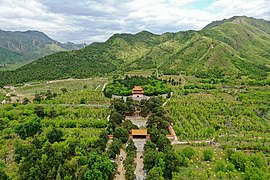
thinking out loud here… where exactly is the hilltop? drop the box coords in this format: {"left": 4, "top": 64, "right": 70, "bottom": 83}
{"left": 0, "top": 30, "right": 86, "bottom": 68}
{"left": 0, "top": 16, "right": 270, "bottom": 86}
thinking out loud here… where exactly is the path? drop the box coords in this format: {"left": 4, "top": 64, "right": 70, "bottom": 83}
{"left": 134, "top": 152, "right": 144, "bottom": 180}
{"left": 102, "top": 82, "right": 108, "bottom": 91}
{"left": 37, "top": 103, "right": 110, "bottom": 108}
{"left": 171, "top": 138, "right": 215, "bottom": 145}
{"left": 46, "top": 78, "right": 94, "bottom": 84}
{"left": 95, "top": 84, "right": 101, "bottom": 91}
{"left": 162, "top": 92, "right": 173, "bottom": 107}
{"left": 114, "top": 149, "right": 126, "bottom": 180}
{"left": 169, "top": 125, "right": 179, "bottom": 144}
{"left": 133, "top": 139, "right": 147, "bottom": 152}
{"left": 133, "top": 139, "right": 146, "bottom": 179}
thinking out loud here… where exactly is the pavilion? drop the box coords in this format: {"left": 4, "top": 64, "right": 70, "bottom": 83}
{"left": 132, "top": 86, "right": 144, "bottom": 98}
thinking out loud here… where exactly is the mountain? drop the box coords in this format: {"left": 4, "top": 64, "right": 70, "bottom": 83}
{"left": 0, "top": 30, "right": 87, "bottom": 66}
{"left": 0, "top": 16, "right": 270, "bottom": 86}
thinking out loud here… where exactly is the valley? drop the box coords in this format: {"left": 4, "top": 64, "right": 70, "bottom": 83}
{"left": 0, "top": 71, "right": 269, "bottom": 179}
{"left": 0, "top": 15, "right": 269, "bottom": 180}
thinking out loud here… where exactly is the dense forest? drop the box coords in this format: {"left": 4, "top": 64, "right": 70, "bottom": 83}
{"left": 104, "top": 75, "right": 170, "bottom": 97}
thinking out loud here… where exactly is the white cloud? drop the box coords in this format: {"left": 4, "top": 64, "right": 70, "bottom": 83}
{"left": 209, "top": 0, "right": 270, "bottom": 19}
{"left": 0, "top": 0, "right": 269, "bottom": 43}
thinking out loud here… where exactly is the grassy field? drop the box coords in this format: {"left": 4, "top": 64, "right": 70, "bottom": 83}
{"left": 16, "top": 77, "right": 108, "bottom": 94}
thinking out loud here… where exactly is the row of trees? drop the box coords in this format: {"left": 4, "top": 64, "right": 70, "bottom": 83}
{"left": 124, "top": 140, "right": 137, "bottom": 180}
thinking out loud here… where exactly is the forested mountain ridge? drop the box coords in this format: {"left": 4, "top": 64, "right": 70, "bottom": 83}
{"left": 0, "top": 29, "right": 87, "bottom": 65}
{"left": 0, "top": 16, "right": 270, "bottom": 87}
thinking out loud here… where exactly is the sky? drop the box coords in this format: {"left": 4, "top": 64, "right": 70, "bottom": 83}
{"left": 0, "top": 0, "right": 269, "bottom": 44}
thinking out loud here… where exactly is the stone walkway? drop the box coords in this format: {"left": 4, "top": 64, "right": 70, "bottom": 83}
{"left": 126, "top": 116, "right": 147, "bottom": 128}
{"left": 133, "top": 139, "right": 147, "bottom": 152}
{"left": 133, "top": 139, "right": 146, "bottom": 179}
{"left": 114, "top": 149, "right": 126, "bottom": 180}
{"left": 134, "top": 152, "right": 145, "bottom": 180}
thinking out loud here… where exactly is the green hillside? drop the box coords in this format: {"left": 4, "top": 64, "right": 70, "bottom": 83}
{"left": 0, "top": 46, "right": 23, "bottom": 64}
{"left": 0, "top": 30, "right": 86, "bottom": 69}
{"left": 0, "top": 16, "right": 270, "bottom": 87}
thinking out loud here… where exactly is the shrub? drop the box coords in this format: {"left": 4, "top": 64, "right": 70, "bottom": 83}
{"left": 182, "top": 147, "right": 196, "bottom": 160}
{"left": 46, "top": 128, "right": 64, "bottom": 143}
{"left": 229, "top": 151, "right": 247, "bottom": 172}
{"left": 202, "top": 149, "right": 213, "bottom": 161}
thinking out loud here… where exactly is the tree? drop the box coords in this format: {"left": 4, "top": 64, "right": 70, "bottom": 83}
{"left": 125, "top": 97, "right": 136, "bottom": 115}
{"left": 120, "top": 120, "right": 138, "bottom": 133}
{"left": 203, "top": 149, "right": 213, "bottom": 161}
{"left": 34, "top": 106, "right": 45, "bottom": 118}
{"left": 23, "top": 98, "right": 30, "bottom": 105}
{"left": 80, "top": 98, "right": 86, "bottom": 104}
{"left": 144, "top": 141, "right": 156, "bottom": 152}
{"left": 244, "top": 166, "right": 265, "bottom": 180}
{"left": 164, "top": 150, "right": 179, "bottom": 179}
{"left": 113, "top": 127, "right": 129, "bottom": 143}
{"left": 147, "top": 97, "right": 162, "bottom": 112}
{"left": 156, "top": 134, "right": 172, "bottom": 152}
{"left": 56, "top": 172, "right": 62, "bottom": 180}
{"left": 126, "top": 139, "right": 137, "bottom": 157}
{"left": 140, "top": 99, "right": 149, "bottom": 117}
{"left": 146, "top": 166, "right": 163, "bottom": 180}
{"left": 46, "top": 90, "right": 54, "bottom": 100}
{"left": 108, "top": 138, "right": 122, "bottom": 159}
{"left": 249, "top": 154, "right": 265, "bottom": 169}
{"left": 0, "top": 162, "right": 8, "bottom": 180}
{"left": 229, "top": 151, "right": 247, "bottom": 172}
{"left": 182, "top": 147, "right": 196, "bottom": 160}
{"left": 109, "top": 111, "right": 124, "bottom": 126}
{"left": 33, "top": 94, "right": 42, "bottom": 103}
{"left": 177, "top": 151, "right": 189, "bottom": 167}
{"left": 148, "top": 128, "right": 160, "bottom": 143}
{"left": 46, "top": 166, "right": 56, "bottom": 179}
{"left": 47, "top": 128, "right": 64, "bottom": 143}
{"left": 143, "top": 149, "right": 158, "bottom": 171}
{"left": 15, "top": 117, "right": 41, "bottom": 139}
{"left": 124, "top": 163, "right": 136, "bottom": 180}
{"left": 99, "top": 130, "right": 109, "bottom": 142}
{"left": 47, "top": 109, "right": 57, "bottom": 118}
{"left": 110, "top": 98, "right": 127, "bottom": 114}
{"left": 83, "top": 152, "right": 116, "bottom": 180}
